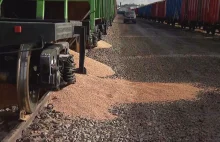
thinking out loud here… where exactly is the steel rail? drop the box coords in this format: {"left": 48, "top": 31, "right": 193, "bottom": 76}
{"left": 1, "top": 92, "right": 51, "bottom": 142}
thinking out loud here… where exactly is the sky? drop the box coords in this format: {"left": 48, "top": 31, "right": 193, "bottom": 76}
{"left": 117, "top": 0, "right": 160, "bottom": 5}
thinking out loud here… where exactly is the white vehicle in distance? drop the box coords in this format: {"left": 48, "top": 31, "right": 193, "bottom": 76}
{"left": 123, "top": 11, "right": 136, "bottom": 24}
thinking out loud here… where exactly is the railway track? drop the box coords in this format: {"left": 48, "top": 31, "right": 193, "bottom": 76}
{"left": 0, "top": 92, "right": 51, "bottom": 142}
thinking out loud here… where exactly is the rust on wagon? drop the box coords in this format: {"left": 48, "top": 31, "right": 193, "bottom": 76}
{"left": 45, "top": 1, "right": 90, "bottom": 21}
{"left": 0, "top": 84, "right": 18, "bottom": 109}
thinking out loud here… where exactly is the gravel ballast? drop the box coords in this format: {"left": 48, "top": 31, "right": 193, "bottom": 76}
{"left": 19, "top": 90, "right": 220, "bottom": 142}
{"left": 17, "top": 15, "right": 220, "bottom": 142}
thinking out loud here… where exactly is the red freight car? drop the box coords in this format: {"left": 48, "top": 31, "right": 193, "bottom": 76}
{"left": 181, "top": 0, "right": 200, "bottom": 30}
{"left": 151, "top": 2, "right": 158, "bottom": 20}
{"left": 200, "top": 0, "right": 220, "bottom": 34}
{"left": 135, "top": 8, "right": 139, "bottom": 16}
{"left": 157, "top": 1, "right": 166, "bottom": 22}
{"left": 151, "top": 1, "right": 166, "bottom": 22}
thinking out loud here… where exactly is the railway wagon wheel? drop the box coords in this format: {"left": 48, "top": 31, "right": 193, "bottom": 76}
{"left": 17, "top": 44, "right": 40, "bottom": 115}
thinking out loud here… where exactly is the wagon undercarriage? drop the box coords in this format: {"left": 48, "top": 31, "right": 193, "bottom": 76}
{"left": 0, "top": 20, "right": 87, "bottom": 119}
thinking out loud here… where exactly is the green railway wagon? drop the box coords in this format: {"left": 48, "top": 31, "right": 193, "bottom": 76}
{"left": 66, "top": 0, "right": 117, "bottom": 47}
{"left": 42, "top": 0, "right": 117, "bottom": 47}
{"left": 0, "top": 0, "right": 116, "bottom": 120}
{"left": 95, "top": 0, "right": 117, "bottom": 41}
{"left": 95, "top": 0, "right": 117, "bottom": 26}
{"left": 1, "top": 0, "right": 116, "bottom": 48}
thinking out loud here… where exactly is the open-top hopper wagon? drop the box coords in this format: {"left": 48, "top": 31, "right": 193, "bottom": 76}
{"left": 0, "top": 0, "right": 116, "bottom": 120}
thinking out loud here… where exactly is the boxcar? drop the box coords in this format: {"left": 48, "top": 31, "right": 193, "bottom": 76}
{"left": 166, "top": 0, "right": 182, "bottom": 26}
{"left": 137, "top": 6, "right": 145, "bottom": 18}
{"left": 200, "top": 0, "right": 220, "bottom": 34}
{"left": 151, "top": 2, "right": 158, "bottom": 21}
{"left": 157, "top": 1, "right": 166, "bottom": 23}
{"left": 135, "top": 8, "right": 138, "bottom": 16}
{"left": 137, "top": 0, "right": 220, "bottom": 35}
{"left": 137, "top": 5, "right": 152, "bottom": 19}
{"left": 150, "top": 1, "right": 166, "bottom": 22}
{"left": 144, "top": 5, "right": 153, "bottom": 19}
{"left": 181, "top": 0, "right": 200, "bottom": 29}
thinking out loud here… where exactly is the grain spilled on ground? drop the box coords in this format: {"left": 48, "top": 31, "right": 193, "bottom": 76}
{"left": 50, "top": 51, "right": 200, "bottom": 120}
{"left": 69, "top": 50, "right": 115, "bottom": 77}
{"left": 96, "top": 40, "right": 112, "bottom": 49}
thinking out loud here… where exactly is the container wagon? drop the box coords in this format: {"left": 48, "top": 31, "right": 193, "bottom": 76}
{"left": 166, "top": 0, "right": 182, "bottom": 26}
{"left": 0, "top": 0, "right": 116, "bottom": 120}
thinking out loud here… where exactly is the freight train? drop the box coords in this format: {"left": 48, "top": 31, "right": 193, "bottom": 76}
{"left": 0, "top": 0, "right": 117, "bottom": 120}
{"left": 136, "top": 0, "right": 220, "bottom": 34}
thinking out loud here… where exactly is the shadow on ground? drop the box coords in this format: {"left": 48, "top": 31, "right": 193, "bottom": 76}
{"left": 138, "top": 18, "right": 220, "bottom": 39}
{"left": 18, "top": 90, "right": 220, "bottom": 142}
{"left": 107, "top": 90, "right": 220, "bottom": 141}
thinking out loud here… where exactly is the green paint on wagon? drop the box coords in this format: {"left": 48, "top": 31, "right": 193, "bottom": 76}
{"left": 36, "top": 0, "right": 45, "bottom": 19}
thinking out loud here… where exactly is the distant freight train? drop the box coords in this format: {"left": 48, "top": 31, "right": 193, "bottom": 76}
{"left": 135, "top": 0, "right": 220, "bottom": 34}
